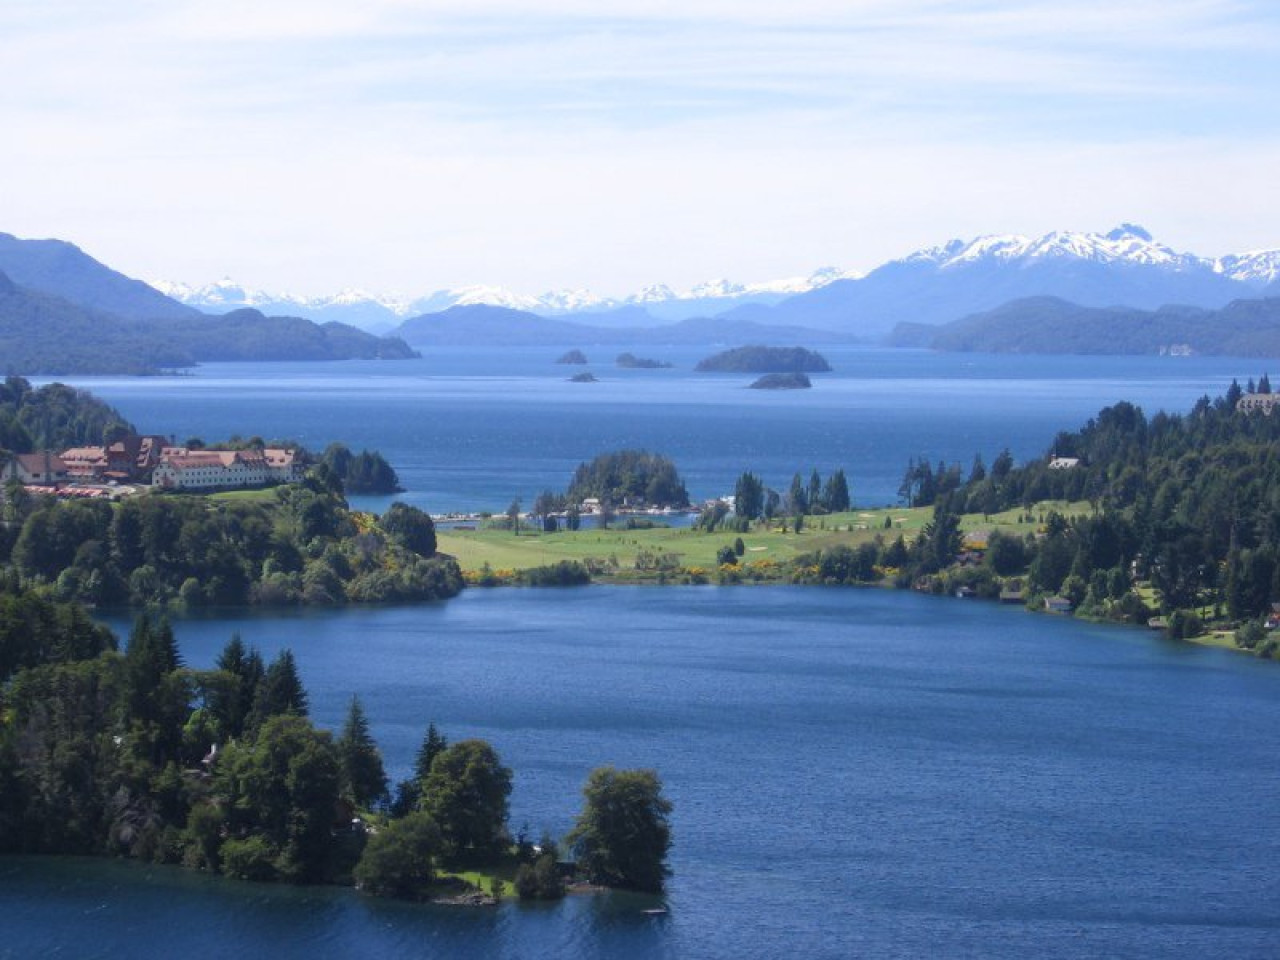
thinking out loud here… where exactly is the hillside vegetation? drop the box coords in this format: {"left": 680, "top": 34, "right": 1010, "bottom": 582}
{"left": 894, "top": 295, "right": 1280, "bottom": 357}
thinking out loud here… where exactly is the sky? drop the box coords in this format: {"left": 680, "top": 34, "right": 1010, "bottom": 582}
{"left": 2, "top": 0, "right": 1279, "bottom": 298}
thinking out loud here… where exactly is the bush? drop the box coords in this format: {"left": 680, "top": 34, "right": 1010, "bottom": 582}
{"left": 220, "top": 835, "right": 278, "bottom": 882}
{"left": 716, "top": 546, "right": 738, "bottom": 566}
{"left": 515, "top": 854, "right": 565, "bottom": 900}
{"left": 521, "top": 561, "right": 591, "bottom": 587}
{"left": 1236, "top": 620, "right": 1268, "bottom": 651}
{"left": 353, "top": 813, "right": 442, "bottom": 900}
{"left": 1165, "top": 609, "right": 1204, "bottom": 641}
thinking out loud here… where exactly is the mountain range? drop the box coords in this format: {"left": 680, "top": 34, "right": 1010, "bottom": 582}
{"left": 153, "top": 225, "right": 1280, "bottom": 341}
{"left": 0, "top": 233, "right": 417, "bottom": 374}
{"left": 5, "top": 224, "right": 1280, "bottom": 370}
{"left": 150, "top": 267, "right": 857, "bottom": 334}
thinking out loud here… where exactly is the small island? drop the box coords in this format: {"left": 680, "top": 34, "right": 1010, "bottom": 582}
{"left": 749, "top": 372, "right": 812, "bottom": 390}
{"left": 569, "top": 371, "right": 598, "bottom": 383}
{"left": 616, "top": 352, "right": 672, "bottom": 369}
{"left": 695, "top": 345, "right": 832, "bottom": 373}
{"left": 556, "top": 349, "right": 588, "bottom": 364}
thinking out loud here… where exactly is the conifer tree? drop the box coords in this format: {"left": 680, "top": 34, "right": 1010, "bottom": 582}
{"left": 415, "top": 723, "right": 448, "bottom": 783}
{"left": 337, "top": 695, "right": 388, "bottom": 809}
{"left": 247, "top": 649, "right": 308, "bottom": 733}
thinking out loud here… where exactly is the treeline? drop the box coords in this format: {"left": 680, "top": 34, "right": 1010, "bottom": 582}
{"left": 0, "top": 597, "right": 672, "bottom": 899}
{"left": 733, "top": 468, "right": 851, "bottom": 521}
{"left": 793, "top": 381, "right": 1280, "bottom": 647}
{"left": 318, "top": 443, "right": 402, "bottom": 495}
{"left": 0, "top": 474, "right": 460, "bottom": 607}
{"left": 0, "top": 376, "right": 134, "bottom": 453}
{"left": 565, "top": 450, "right": 689, "bottom": 508}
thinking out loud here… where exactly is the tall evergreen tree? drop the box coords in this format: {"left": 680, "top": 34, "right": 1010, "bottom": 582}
{"left": 247, "top": 649, "right": 308, "bottom": 732}
{"left": 822, "top": 469, "right": 851, "bottom": 512}
{"left": 733, "top": 472, "right": 764, "bottom": 521}
{"left": 337, "top": 695, "right": 388, "bottom": 809}
{"left": 415, "top": 723, "right": 448, "bottom": 783}
{"left": 788, "top": 473, "right": 808, "bottom": 515}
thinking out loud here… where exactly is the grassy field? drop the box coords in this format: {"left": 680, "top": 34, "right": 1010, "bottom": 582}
{"left": 206, "top": 487, "right": 281, "bottom": 503}
{"left": 435, "top": 501, "right": 1093, "bottom": 579}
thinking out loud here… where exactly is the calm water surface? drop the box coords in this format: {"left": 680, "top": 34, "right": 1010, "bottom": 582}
{"left": 6, "top": 587, "right": 1280, "bottom": 958}
{"left": 44, "top": 347, "right": 1256, "bottom": 512}
{"left": 13, "top": 350, "right": 1280, "bottom": 957}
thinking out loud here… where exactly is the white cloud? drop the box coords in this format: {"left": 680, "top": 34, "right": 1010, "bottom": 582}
{"left": 1, "top": 1, "right": 1277, "bottom": 294}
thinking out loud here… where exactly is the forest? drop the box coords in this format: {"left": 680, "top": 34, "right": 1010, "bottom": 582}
{"left": 787, "top": 379, "right": 1280, "bottom": 651}
{"left": 0, "top": 474, "right": 461, "bottom": 608}
{"left": 0, "top": 602, "right": 672, "bottom": 901}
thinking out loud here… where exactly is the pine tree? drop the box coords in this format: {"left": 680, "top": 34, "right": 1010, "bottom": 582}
{"left": 337, "top": 695, "right": 388, "bottom": 809}
{"left": 415, "top": 723, "right": 448, "bottom": 782}
{"left": 822, "top": 469, "right": 851, "bottom": 512}
{"left": 247, "top": 649, "right": 308, "bottom": 732}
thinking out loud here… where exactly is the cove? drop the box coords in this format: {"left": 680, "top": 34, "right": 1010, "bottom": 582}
{"left": 7, "top": 586, "right": 1280, "bottom": 958}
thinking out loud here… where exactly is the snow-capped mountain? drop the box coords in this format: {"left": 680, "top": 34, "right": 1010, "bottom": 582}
{"left": 150, "top": 225, "right": 1279, "bottom": 339}
{"left": 723, "top": 225, "right": 1280, "bottom": 338}
{"left": 150, "top": 267, "right": 858, "bottom": 331}
{"left": 899, "top": 224, "right": 1280, "bottom": 284}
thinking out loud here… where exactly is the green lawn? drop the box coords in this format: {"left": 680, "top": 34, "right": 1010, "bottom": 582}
{"left": 206, "top": 487, "right": 281, "bottom": 503}
{"left": 436, "top": 501, "right": 1096, "bottom": 578}
{"left": 437, "top": 507, "right": 933, "bottom": 577}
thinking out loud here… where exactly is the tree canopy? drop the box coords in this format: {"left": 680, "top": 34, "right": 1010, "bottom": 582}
{"left": 566, "top": 766, "right": 673, "bottom": 893}
{"left": 566, "top": 450, "right": 689, "bottom": 508}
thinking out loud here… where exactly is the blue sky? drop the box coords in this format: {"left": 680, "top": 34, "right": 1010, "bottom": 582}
{"left": 2, "top": 0, "right": 1278, "bottom": 296}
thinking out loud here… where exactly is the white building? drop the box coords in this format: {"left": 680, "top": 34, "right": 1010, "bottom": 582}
{"left": 152, "top": 448, "right": 304, "bottom": 491}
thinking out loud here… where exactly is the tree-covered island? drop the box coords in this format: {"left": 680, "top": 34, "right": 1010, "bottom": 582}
{"left": 695, "top": 345, "right": 831, "bottom": 373}
{"left": 616, "top": 352, "right": 672, "bottom": 369}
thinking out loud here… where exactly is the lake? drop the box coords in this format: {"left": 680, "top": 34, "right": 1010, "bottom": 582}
{"left": 6, "top": 587, "right": 1280, "bottom": 958}
{"left": 10, "top": 348, "right": 1280, "bottom": 957}
{"left": 42, "top": 346, "right": 1257, "bottom": 513}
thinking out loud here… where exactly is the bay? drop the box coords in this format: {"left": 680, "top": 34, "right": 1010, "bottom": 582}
{"left": 43, "top": 346, "right": 1255, "bottom": 513}
{"left": 7, "top": 587, "right": 1280, "bottom": 958}
{"left": 12, "top": 348, "right": 1280, "bottom": 957}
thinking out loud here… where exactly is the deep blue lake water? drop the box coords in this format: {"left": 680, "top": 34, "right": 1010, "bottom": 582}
{"left": 42, "top": 346, "right": 1257, "bottom": 512}
{"left": 6, "top": 587, "right": 1280, "bottom": 958}
{"left": 10, "top": 349, "right": 1280, "bottom": 957}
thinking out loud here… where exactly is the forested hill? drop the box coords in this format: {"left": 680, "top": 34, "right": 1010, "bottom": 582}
{"left": 891, "top": 295, "right": 1280, "bottom": 356}
{"left": 0, "top": 377, "right": 133, "bottom": 452}
{"left": 910, "top": 380, "right": 1280, "bottom": 630}
{"left": 0, "top": 270, "right": 418, "bottom": 374}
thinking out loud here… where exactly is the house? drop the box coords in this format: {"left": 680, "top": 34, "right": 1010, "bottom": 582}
{"left": 4, "top": 451, "right": 69, "bottom": 485}
{"left": 58, "top": 434, "right": 171, "bottom": 482}
{"left": 1265, "top": 603, "right": 1280, "bottom": 631}
{"left": 1044, "top": 596, "right": 1073, "bottom": 614}
{"left": 1048, "top": 457, "right": 1080, "bottom": 470}
{"left": 1237, "top": 393, "right": 1280, "bottom": 415}
{"left": 61, "top": 445, "right": 110, "bottom": 481}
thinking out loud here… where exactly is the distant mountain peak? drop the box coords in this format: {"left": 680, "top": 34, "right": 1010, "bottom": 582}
{"left": 1107, "top": 223, "right": 1153, "bottom": 242}
{"left": 899, "top": 225, "right": 1197, "bottom": 273}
